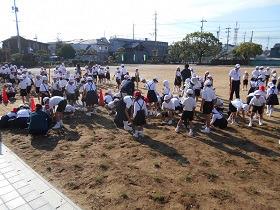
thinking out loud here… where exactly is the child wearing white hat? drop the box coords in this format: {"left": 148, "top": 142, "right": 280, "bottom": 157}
{"left": 266, "top": 82, "right": 279, "bottom": 117}
{"left": 248, "top": 90, "right": 266, "bottom": 127}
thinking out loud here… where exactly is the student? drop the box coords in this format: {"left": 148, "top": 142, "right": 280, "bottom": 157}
{"left": 252, "top": 66, "right": 260, "bottom": 79}
{"left": 34, "top": 75, "right": 42, "bottom": 100}
{"left": 266, "top": 82, "right": 279, "bottom": 117}
{"left": 242, "top": 71, "right": 249, "bottom": 91}
{"left": 132, "top": 91, "right": 148, "bottom": 138}
{"left": 229, "top": 64, "right": 241, "bottom": 100}
{"left": 175, "top": 89, "right": 196, "bottom": 136}
{"left": 200, "top": 80, "right": 217, "bottom": 133}
{"left": 25, "top": 73, "right": 32, "bottom": 98}
{"left": 227, "top": 99, "right": 249, "bottom": 124}
{"left": 191, "top": 77, "right": 201, "bottom": 101}
{"left": 265, "top": 67, "right": 271, "bottom": 86}
{"left": 98, "top": 67, "right": 105, "bottom": 84}
{"left": 43, "top": 96, "right": 67, "bottom": 129}
{"left": 271, "top": 70, "right": 277, "bottom": 85}
{"left": 0, "top": 108, "right": 17, "bottom": 129}
{"left": 105, "top": 66, "right": 111, "bottom": 84}
{"left": 51, "top": 75, "right": 63, "bottom": 97}
{"left": 248, "top": 90, "right": 266, "bottom": 127}
{"left": 114, "top": 95, "right": 133, "bottom": 131}
{"left": 104, "top": 90, "right": 114, "bottom": 104}
{"left": 120, "top": 75, "right": 135, "bottom": 96}
{"left": 13, "top": 107, "right": 31, "bottom": 129}
{"left": 6, "top": 83, "right": 16, "bottom": 102}
{"left": 40, "top": 76, "right": 50, "bottom": 105}
{"left": 135, "top": 68, "right": 140, "bottom": 89}
{"left": 28, "top": 104, "right": 51, "bottom": 135}
{"left": 18, "top": 76, "right": 27, "bottom": 103}
{"left": 82, "top": 77, "right": 98, "bottom": 116}
{"left": 120, "top": 64, "right": 127, "bottom": 81}
{"left": 161, "top": 94, "right": 175, "bottom": 125}
{"left": 210, "top": 107, "right": 228, "bottom": 129}
{"left": 248, "top": 76, "right": 257, "bottom": 94}
{"left": 162, "top": 80, "right": 171, "bottom": 98}
{"left": 114, "top": 67, "right": 122, "bottom": 89}
{"left": 65, "top": 78, "right": 77, "bottom": 105}
{"left": 145, "top": 77, "right": 159, "bottom": 115}
{"left": 174, "top": 67, "right": 182, "bottom": 93}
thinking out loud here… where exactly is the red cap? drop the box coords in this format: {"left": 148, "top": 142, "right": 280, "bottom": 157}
{"left": 134, "top": 91, "right": 142, "bottom": 97}
{"left": 259, "top": 85, "right": 265, "bottom": 92}
{"left": 12, "top": 108, "right": 17, "bottom": 113}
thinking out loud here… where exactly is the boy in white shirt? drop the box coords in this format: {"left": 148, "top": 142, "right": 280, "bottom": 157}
{"left": 18, "top": 76, "right": 28, "bottom": 104}
{"left": 175, "top": 89, "right": 196, "bottom": 136}
{"left": 248, "top": 90, "right": 266, "bottom": 127}
{"left": 161, "top": 94, "right": 175, "bottom": 125}
{"left": 65, "top": 78, "right": 77, "bottom": 105}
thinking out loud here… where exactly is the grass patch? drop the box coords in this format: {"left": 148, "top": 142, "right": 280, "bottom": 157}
{"left": 104, "top": 143, "right": 115, "bottom": 150}
{"left": 201, "top": 160, "right": 211, "bottom": 167}
{"left": 185, "top": 175, "right": 193, "bottom": 183}
{"left": 95, "top": 175, "right": 105, "bottom": 185}
{"left": 120, "top": 193, "right": 129, "bottom": 199}
{"left": 205, "top": 172, "right": 219, "bottom": 182}
{"left": 245, "top": 186, "right": 260, "bottom": 195}
{"left": 99, "top": 163, "right": 110, "bottom": 171}
{"left": 150, "top": 193, "right": 168, "bottom": 204}
{"left": 233, "top": 170, "right": 251, "bottom": 179}
{"left": 210, "top": 189, "right": 232, "bottom": 201}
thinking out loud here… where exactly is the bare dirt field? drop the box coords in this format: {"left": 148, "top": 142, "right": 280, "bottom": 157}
{"left": 1, "top": 65, "right": 280, "bottom": 210}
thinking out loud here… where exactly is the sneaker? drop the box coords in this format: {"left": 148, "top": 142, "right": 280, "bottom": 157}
{"left": 259, "top": 121, "right": 263, "bottom": 126}
{"left": 167, "top": 120, "right": 173, "bottom": 125}
{"left": 201, "top": 127, "right": 210, "bottom": 133}
{"left": 133, "top": 132, "right": 139, "bottom": 138}
{"left": 248, "top": 122, "right": 252, "bottom": 127}
{"left": 52, "top": 123, "right": 61, "bottom": 129}
{"left": 188, "top": 130, "right": 193, "bottom": 136}
{"left": 124, "top": 126, "right": 133, "bottom": 131}
{"left": 201, "top": 125, "right": 206, "bottom": 129}
{"left": 175, "top": 126, "right": 180, "bottom": 133}
{"left": 231, "top": 120, "right": 235, "bottom": 125}
{"left": 86, "top": 112, "right": 91, "bottom": 116}
{"left": 156, "top": 112, "right": 161, "bottom": 117}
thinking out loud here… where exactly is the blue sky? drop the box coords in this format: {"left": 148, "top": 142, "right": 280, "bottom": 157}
{"left": 0, "top": 0, "right": 280, "bottom": 49}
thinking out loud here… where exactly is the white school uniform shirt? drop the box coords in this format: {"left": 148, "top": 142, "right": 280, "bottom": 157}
{"left": 35, "top": 79, "right": 42, "bottom": 88}
{"left": 115, "top": 70, "right": 122, "bottom": 79}
{"left": 267, "top": 87, "right": 278, "bottom": 96}
{"left": 121, "top": 67, "right": 127, "bottom": 75}
{"left": 104, "top": 95, "right": 113, "bottom": 104}
{"left": 83, "top": 82, "right": 96, "bottom": 92}
{"left": 212, "top": 108, "right": 223, "bottom": 122}
{"left": 229, "top": 69, "right": 241, "bottom": 81}
{"left": 92, "top": 68, "right": 98, "bottom": 76}
{"left": 171, "top": 98, "right": 181, "bottom": 108}
{"left": 24, "top": 77, "right": 32, "bottom": 86}
{"left": 16, "top": 109, "right": 30, "bottom": 118}
{"left": 133, "top": 98, "right": 148, "bottom": 118}
{"left": 19, "top": 80, "right": 28, "bottom": 89}
{"left": 193, "top": 80, "right": 201, "bottom": 90}
{"left": 265, "top": 69, "right": 271, "bottom": 76}
{"left": 201, "top": 87, "right": 216, "bottom": 102}
{"left": 6, "top": 112, "right": 17, "bottom": 118}
{"left": 123, "top": 96, "right": 133, "bottom": 109}
{"left": 52, "top": 81, "right": 61, "bottom": 91}
{"left": 249, "top": 96, "right": 266, "bottom": 106}
{"left": 39, "top": 83, "right": 49, "bottom": 92}
{"left": 162, "top": 100, "right": 175, "bottom": 111}
{"left": 145, "top": 80, "right": 156, "bottom": 91}
{"left": 176, "top": 71, "right": 181, "bottom": 77}
{"left": 66, "top": 83, "right": 76, "bottom": 94}
{"left": 181, "top": 96, "right": 196, "bottom": 111}
{"left": 252, "top": 70, "right": 260, "bottom": 78}
{"left": 9, "top": 73, "right": 15, "bottom": 80}
{"left": 59, "top": 79, "right": 68, "bottom": 88}
{"left": 163, "top": 86, "right": 170, "bottom": 95}
{"left": 98, "top": 68, "right": 105, "bottom": 75}
{"left": 49, "top": 96, "right": 64, "bottom": 108}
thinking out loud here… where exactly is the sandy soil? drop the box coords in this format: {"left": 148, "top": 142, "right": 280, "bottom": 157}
{"left": 1, "top": 65, "right": 280, "bottom": 210}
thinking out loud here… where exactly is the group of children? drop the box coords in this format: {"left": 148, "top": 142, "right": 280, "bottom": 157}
{"left": 0, "top": 63, "right": 279, "bottom": 138}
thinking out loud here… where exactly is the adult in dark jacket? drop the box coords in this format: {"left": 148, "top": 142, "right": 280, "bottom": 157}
{"left": 120, "top": 77, "right": 135, "bottom": 96}
{"left": 28, "top": 104, "right": 51, "bottom": 135}
{"left": 181, "top": 64, "right": 192, "bottom": 83}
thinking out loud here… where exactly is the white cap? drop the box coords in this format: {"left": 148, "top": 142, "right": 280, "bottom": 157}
{"left": 164, "top": 94, "right": 171, "bottom": 101}
{"left": 268, "top": 82, "right": 274, "bottom": 87}
{"left": 184, "top": 78, "right": 191, "bottom": 84}
{"left": 215, "top": 98, "right": 223, "bottom": 106}
{"left": 87, "top": 77, "right": 93, "bottom": 81}
{"left": 260, "top": 66, "right": 264, "bottom": 69}
{"left": 235, "top": 64, "right": 240, "bottom": 69}
{"left": 191, "top": 77, "right": 198, "bottom": 84}
{"left": 42, "top": 76, "right": 48, "bottom": 81}
{"left": 114, "top": 92, "right": 122, "bottom": 98}
{"left": 106, "top": 89, "right": 112, "bottom": 95}
{"left": 254, "top": 90, "right": 262, "bottom": 96}
{"left": 43, "top": 97, "right": 50, "bottom": 103}
{"left": 266, "top": 67, "right": 270, "bottom": 70}
{"left": 186, "top": 89, "right": 194, "bottom": 95}
{"left": 124, "top": 75, "right": 130, "bottom": 80}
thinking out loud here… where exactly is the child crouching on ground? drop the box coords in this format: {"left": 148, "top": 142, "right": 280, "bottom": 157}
{"left": 175, "top": 89, "right": 196, "bottom": 136}
{"left": 248, "top": 90, "right": 266, "bottom": 127}
{"left": 210, "top": 99, "right": 228, "bottom": 129}
{"left": 132, "top": 91, "right": 148, "bottom": 138}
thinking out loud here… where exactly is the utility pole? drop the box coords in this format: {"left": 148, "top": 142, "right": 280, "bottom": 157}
{"left": 154, "top": 11, "right": 157, "bottom": 42}
{"left": 233, "top": 21, "right": 239, "bottom": 46}
{"left": 133, "top": 23, "right": 135, "bottom": 40}
{"left": 200, "top": 19, "right": 207, "bottom": 33}
{"left": 250, "top": 30, "right": 254, "bottom": 42}
{"left": 216, "top": 25, "right": 221, "bottom": 41}
{"left": 266, "top": 36, "right": 270, "bottom": 50}
{"left": 225, "top": 27, "right": 231, "bottom": 52}
{"left": 12, "top": 0, "right": 21, "bottom": 53}
{"left": 243, "top": 31, "right": 246, "bottom": 42}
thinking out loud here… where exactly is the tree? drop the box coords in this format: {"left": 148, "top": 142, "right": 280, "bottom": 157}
{"left": 56, "top": 44, "right": 76, "bottom": 59}
{"left": 114, "top": 47, "right": 125, "bottom": 63}
{"left": 233, "top": 42, "right": 263, "bottom": 61}
{"left": 35, "top": 50, "right": 49, "bottom": 62}
{"left": 185, "top": 32, "right": 222, "bottom": 64}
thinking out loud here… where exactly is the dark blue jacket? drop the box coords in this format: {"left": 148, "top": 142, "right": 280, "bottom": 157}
{"left": 28, "top": 110, "right": 51, "bottom": 134}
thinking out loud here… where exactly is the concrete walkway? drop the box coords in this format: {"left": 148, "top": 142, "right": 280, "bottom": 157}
{"left": 0, "top": 144, "right": 82, "bottom": 210}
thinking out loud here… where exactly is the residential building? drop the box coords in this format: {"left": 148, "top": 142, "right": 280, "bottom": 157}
{"left": 270, "top": 43, "right": 280, "bottom": 58}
